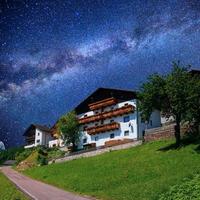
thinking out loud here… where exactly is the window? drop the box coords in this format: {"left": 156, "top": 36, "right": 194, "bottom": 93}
{"left": 124, "top": 103, "right": 128, "bottom": 106}
{"left": 123, "top": 116, "right": 130, "bottom": 122}
{"left": 150, "top": 120, "right": 153, "bottom": 126}
{"left": 37, "top": 132, "right": 40, "bottom": 136}
{"left": 36, "top": 139, "right": 40, "bottom": 143}
{"left": 95, "top": 123, "right": 98, "bottom": 126}
{"left": 83, "top": 126, "right": 88, "bottom": 131}
{"left": 110, "top": 133, "right": 115, "bottom": 139}
{"left": 83, "top": 138, "right": 87, "bottom": 143}
{"left": 101, "top": 120, "right": 104, "bottom": 125}
{"left": 84, "top": 114, "right": 88, "bottom": 117}
{"left": 110, "top": 119, "right": 114, "bottom": 123}
{"left": 124, "top": 130, "right": 129, "bottom": 136}
{"left": 110, "top": 106, "right": 114, "bottom": 110}
{"left": 95, "top": 111, "right": 99, "bottom": 114}
{"left": 95, "top": 136, "right": 99, "bottom": 141}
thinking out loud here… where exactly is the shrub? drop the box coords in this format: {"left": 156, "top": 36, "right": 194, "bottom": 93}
{"left": 15, "top": 148, "right": 34, "bottom": 164}
{"left": 159, "top": 174, "right": 200, "bottom": 200}
{"left": 0, "top": 146, "right": 25, "bottom": 164}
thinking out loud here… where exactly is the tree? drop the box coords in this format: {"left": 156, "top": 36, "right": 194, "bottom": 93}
{"left": 139, "top": 62, "right": 194, "bottom": 145}
{"left": 58, "top": 111, "right": 80, "bottom": 152}
{"left": 186, "top": 73, "right": 200, "bottom": 134}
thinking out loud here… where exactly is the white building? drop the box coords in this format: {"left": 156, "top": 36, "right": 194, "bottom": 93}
{"left": 24, "top": 124, "right": 53, "bottom": 149}
{"left": 74, "top": 88, "right": 161, "bottom": 149}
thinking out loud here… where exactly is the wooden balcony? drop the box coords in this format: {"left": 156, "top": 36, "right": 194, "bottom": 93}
{"left": 25, "top": 136, "right": 35, "bottom": 144}
{"left": 86, "top": 122, "right": 120, "bottom": 135}
{"left": 89, "top": 97, "right": 117, "bottom": 110}
{"left": 79, "top": 104, "right": 135, "bottom": 124}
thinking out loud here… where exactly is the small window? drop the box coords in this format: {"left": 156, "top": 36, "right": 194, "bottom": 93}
{"left": 36, "top": 139, "right": 40, "bottom": 143}
{"left": 95, "top": 123, "right": 98, "bottom": 126}
{"left": 84, "top": 114, "right": 88, "bottom": 117}
{"left": 95, "top": 111, "right": 99, "bottom": 114}
{"left": 95, "top": 136, "right": 99, "bottom": 141}
{"left": 83, "top": 126, "right": 88, "bottom": 131}
{"left": 101, "top": 120, "right": 104, "bottom": 125}
{"left": 110, "top": 133, "right": 115, "bottom": 139}
{"left": 150, "top": 120, "right": 153, "bottom": 126}
{"left": 37, "top": 132, "right": 40, "bottom": 136}
{"left": 110, "top": 106, "right": 114, "bottom": 110}
{"left": 124, "top": 130, "right": 129, "bottom": 136}
{"left": 83, "top": 138, "right": 87, "bottom": 143}
{"left": 124, "top": 103, "right": 128, "bottom": 106}
{"left": 124, "top": 116, "right": 130, "bottom": 122}
{"left": 110, "top": 119, "right": 114, "bottom": 123}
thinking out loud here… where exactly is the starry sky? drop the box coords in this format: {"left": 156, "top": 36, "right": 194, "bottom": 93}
{"left": 0, "top": 0, "right": 200, "bottom": 148}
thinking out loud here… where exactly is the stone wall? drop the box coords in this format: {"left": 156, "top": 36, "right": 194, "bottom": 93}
{"left": 144, "top": 123, "right": 189, "bottom": 142}
{"left": 144, "top": 124, "right": 175, "bottom": 142}
{"left": 49, "top": 140, "right": 142, "bottom": 164}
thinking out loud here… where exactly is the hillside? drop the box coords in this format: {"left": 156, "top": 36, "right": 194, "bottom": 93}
{"left": 24, "top": 139, "right": 200, "bottom": 200}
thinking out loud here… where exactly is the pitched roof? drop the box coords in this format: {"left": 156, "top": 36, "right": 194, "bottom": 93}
{"left": 75, "top": 87, "right": 137, "bottom": 114}
{"left": 23, "top": 124, "right": 51, "bottom": 136}
{"left": 189, "top": 69, "right": 200, "bottom": 76}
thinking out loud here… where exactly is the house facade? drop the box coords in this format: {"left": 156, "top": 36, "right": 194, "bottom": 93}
{"left": 24, "top": 88, "right": 161, "bottom": 149}
{"left": 24, "top": 124, "right": 53, "bottom": 149}
{"left": 75, "top": 88, "right": 161, "bottom": 149}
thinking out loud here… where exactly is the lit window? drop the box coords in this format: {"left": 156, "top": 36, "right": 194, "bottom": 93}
{"left": 83, "top": 138, "right": 87, "bottom": 143}
{"left": 124, "top": 130, "right": 129, "bottom": 136}
{"left": 123, "top": 116, "right": 130, "bottom": 122}
{"left": 95, "top": 136, "right": 99, "bottom": 141}
{"left": 110, "top": 133, "right": 115, "bottom": 139}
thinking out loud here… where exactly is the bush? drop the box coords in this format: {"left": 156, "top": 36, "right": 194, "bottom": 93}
{"left": 15, "top": 148, "right": 34, "bottom": 164}
{"left": 159, "top": 174, "right": 200, "bottom": 200}
{"left": 0, "top": 147, "right": 25, "bottom": 165}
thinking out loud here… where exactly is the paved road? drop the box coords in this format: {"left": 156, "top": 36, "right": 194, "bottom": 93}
{"left": 1, "top": 166, "right": 95, "bottom": 200}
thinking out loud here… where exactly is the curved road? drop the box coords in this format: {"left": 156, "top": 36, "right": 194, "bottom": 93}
{"left": 1, "top": 166, "right": 95, "bottom": 200}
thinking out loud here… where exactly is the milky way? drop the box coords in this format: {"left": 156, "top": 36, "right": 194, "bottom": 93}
{"left": 0, "top": 0, "right": 200, "bottom": 147}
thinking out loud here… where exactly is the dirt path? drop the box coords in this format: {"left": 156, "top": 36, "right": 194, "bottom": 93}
{"left": 1, "top": 166, "right": 95, "bottom": 200}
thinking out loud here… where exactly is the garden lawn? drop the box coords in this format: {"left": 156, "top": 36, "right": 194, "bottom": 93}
{"left": 0, "top": 171, "right": 28, "bottom": 200}
{"left": 24, "top": 140, "right": 200, "bottom": 200}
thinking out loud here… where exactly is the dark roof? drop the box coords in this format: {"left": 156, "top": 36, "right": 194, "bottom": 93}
{"left": 75, "top": 87, "right": 137, "bottom": 114}
{"left": 189, "top": 69, "right": 200, "bottom": 76}
{"left": 23, "top": 124, "right": 51, "bottom": 136}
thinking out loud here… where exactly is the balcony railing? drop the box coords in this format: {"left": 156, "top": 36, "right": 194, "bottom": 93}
{"left": 89, "top": 97, "right": 117, "bottom": 110}
{"left": 86, "top": 122, "right": 120, "bottom": 135}
{"left": 79, "top": 104, "right": 135, "bottom": 124}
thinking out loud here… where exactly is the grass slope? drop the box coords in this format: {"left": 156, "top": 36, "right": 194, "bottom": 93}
{"left": 24, "top": 140, "right": 200, "bottom": 200}
{"left": 0, "top": 172, "right": 28, "bottom": 200}
{"left": 159, "top": 174, "right": 200, "bottom": 200}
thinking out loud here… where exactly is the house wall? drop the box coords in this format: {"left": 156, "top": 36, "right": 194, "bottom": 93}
{"left": 78, "top": 99, "right": 137, "bottom": 148}
{"left": 78, "top": 99, "right": 162, "bottom": 149}
{"left": 34, "top": 128, "right": 53, "bottom": 147}
{"left": 138, "top": 109, "right": 162, "bottom": 139}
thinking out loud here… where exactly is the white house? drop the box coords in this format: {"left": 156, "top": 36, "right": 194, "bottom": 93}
{"left": 24, "top": 124, "right": 53, "bottom": 148}
{"left": 73, "top": 88, "right": 161, "bottom": 149}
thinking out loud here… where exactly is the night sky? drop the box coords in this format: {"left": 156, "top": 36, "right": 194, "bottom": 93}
{"left": 0, "top": 0, "right": 200, "bottom": 148}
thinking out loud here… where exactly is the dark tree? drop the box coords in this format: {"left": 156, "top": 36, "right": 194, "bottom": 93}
{"left": 139, "top": 62, "right": 195, "bottom": 145}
